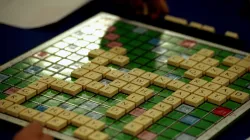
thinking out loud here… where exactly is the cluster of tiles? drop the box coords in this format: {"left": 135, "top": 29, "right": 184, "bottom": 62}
{"left": 1, "top": 13, "right": 250, "bottom": 140}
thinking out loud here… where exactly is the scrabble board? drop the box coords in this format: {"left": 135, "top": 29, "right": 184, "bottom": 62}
{"left": 0, "top": 12, "right": 250, "bottom": 140}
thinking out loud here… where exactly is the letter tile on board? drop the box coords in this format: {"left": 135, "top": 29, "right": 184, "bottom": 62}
{"left": 58, "top": 110, "right": 77, "bottom": 124}
{"left": 0, "top": 100, "right": 14, "bottom": 113}
{"left": 20, "top": 108, "right": 40, "bottom": 121}
{"left": 91, "top": 56, "right": 109, "bottom": 65}
{"left": 116, "top": 100, "right": 136, "bottom": 113}
{"left": 74, "top": 77, "right": 92, "bottom": 89}
{"left": 122, "top": 83, "right": 141, "bottom": 95}
{"left": 6, "top": 104, "right": 26, "bottom": 117}
{"left": 140, "top": 72, "right": 158, "bottom": 83}
{"left": 82, "top": 63, "right": 99, "bottom": 70}
{"left": 236, "top": 60, "right": 250, "bottom": 70}
{"left": 84, "top": 71, "right": 102, "bottom": 81}
{"left": 33, "top": 112, "right": 53, "bottom": 126}
{"left": 71, "top": 115, "right": 91, "bottom": 127}
{"left": 184, "top": 68, "right": 203, "bottom": 79}
{"left": 38, "top": 76, "right": 57, "bottom": 87}
{"left": 109, "top": 47, "right": 127, "bottom": 55}
{"left": 143, "top": 109, "right": 163, "bottom": 122}
{"left": 211, "top": 76, "right": 229, "bottom": 86}
{"left": 135, "top": 87, "right": 154, "bottom": 100}
{"left": 45, "top": 107, "right": 64, "bottom": 116}
{"left": 153, "top": 102, "right": 172, "bottom": 115}
{"left": 189, "top": 78, "right": 208, "bottom": 87}
{"left": 222, "top": 56, "right": 240, "bottom": 66}
{"left": 167, "top": 55, "right": 185, "bottom": 67}
{"left": 206, "top": 67, "right": 224, "bottom": 78}
{"left": 202, "top": 58, "right": 219, "bottom": 67}
{"left": 111, "top": 55, "right": 130, "bottom": 66}
{"left": 208, "top": 93, "right": 227, "bottom": 105}
{"left": 106, "top": 106, "right": 126, "bottom": 120}
{"left": 172, "top": 90, "right": 191, "bottom": 102}
{"left": 28, "top": 81, "right": 47, "bottom": 94}
{"left": 71, "top": 68, "right": 89, "bottom": 78}
{"left": 131, "top": 77, "right": 150, "bottom": 87}
{"left": 100, "top": 51, "right": 117, "bottom": 60}
{"left": 88, "top": 49, "right": 105, "bottom": 58}
{"left": 197, "top": 49, "right": 214, "bottom": 57}
{"left": 193, "top": 63, "right": 211, "bottom": 74}
{"left": 88, "top": 131, "right": 109, "bottom": 140}
{"left": 167, "top": 80, "right": 186, "bottom": 91}
{"left": 230, "top": 91, "right": 249, "bottom": 103}
{"left": 228, "top": 65, "right": 246, "bottom": 77}
{"left": 153, "top": 76, "right": 172, "bottom": 88}
{"left": 163, "top": 95, "right": 181, "bottom": 108}
{"left": 86, "top": 81, "right": 104, "bottom": 94}
{"left": 110, "top": 79, "right": 128, "bottom": 91}
{"left": 203, "top": 82, "right": 221, "bottom": 91}
{"left": 17, "top": 87, "right": 36, "bottom": 100}
{"left": 106, "top": 70, "right": 124, "bottom": 80}
{"left": 134, "top": 115, "right": 153, "bottom": 129}
{"left": 189, "top": 54, "right": 206, "bottom": 62}
{"left": 93, "top": 66, "right": 111, "bottom": 76}
{"left": 6, "top": 93, "right": 25, "bottom": 104}
{"left": 63, "top": 83, "right": 82, "bottom": 96}
{"left": 126, "top": 93, "right": 145, "bottom": 106}
{"left": 194, "top": 88, "right": 212, "bottom": 100}
{"left": 99, "top": 85, "right": 118, "bottom": 98}
{"left": 244, "top": 55, "right": 250, "bottom": 61}
{"left": 216, "top": 86, "right": 235, "bottom": 99}
{"left": 128, "top": 68, "right": 145, "bottom": 77}
{"left": 185, "top": 94, "right": 204, "bottom": 107}
{"left": 119, "top": 74, "right": 137, "bottom": 82}
{"left": 74, "top": 126, "right": 94, "bottom": 140}
{"left": 85, "top": 119, "right": 105, "bottom": 131}
{"left": 51, "top": 80, "right": 68, "bottom": 92}
{"left": 46, "top": 117, "right": 67, "bottom": 131}
{"left": 180, "top": 59, "right": 198, "bottom": 69}
{"left": 180, "top": 84, "right": 199, "bottom": 93}
{"left": 123, "top": 122, "right": 143, "bottom": 136}
{"left": 220, "top": 71, "right": 238, "bottom": 83}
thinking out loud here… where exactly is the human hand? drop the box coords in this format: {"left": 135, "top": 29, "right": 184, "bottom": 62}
{"left": 14, "top": 122, "right": 53, "bottom": 140}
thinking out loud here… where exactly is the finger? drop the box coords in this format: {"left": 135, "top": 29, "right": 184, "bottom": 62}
{"left": 23, "top": 122, "right": 43, "bottom": 136}
{"left": 149, "top": 0, "right": 169, "bottom": 14}
{"left": 159, "top": 0, "right": 169, "bottom": 13}
{"left": 40, "top": 134, "right": 54, "bottom": 140}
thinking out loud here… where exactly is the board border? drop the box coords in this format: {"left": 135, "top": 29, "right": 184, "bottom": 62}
{"left": 0, "top": 12, "right": 249, "bottom": 140}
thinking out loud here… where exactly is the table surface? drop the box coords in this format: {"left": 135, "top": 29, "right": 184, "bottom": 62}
{"left": 1, "top": 0, "right": 250, "bottom": 139}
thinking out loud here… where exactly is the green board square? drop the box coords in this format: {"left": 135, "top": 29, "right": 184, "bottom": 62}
{"left": 104, "top": 128, "right": 119, "bottom": 137}
{"left": 147, "top": 61, "right": 163, "bottom": 69}
{"left": 148, "top": 124, "right": 166, "bottom": 134}
{"left": 138, "top": 35, "right": 151, "bottom": 42}
{"left": 129, "top": 40, "right": 142, "bottom": 47}
{"left": 27, "top": 76, "right": 40, "bottom": 82}
{"left": 158, "top": 89, "right": 173, "bottom": 98}
{"left": 140, "top": 102, "right": 155, "bottom": 110}
{"left": 16, "top": 81, "right": 31, "bottom": 88}
{"left": 103, "top": 99, "right": 120, "bottom": 107}
{"left": 218, "top": 64, "right": 229, "bottom": 70}
{"left": 194, "top": 120, "right": 213, "bottom": 130}
{"left": 228, "top": 84, "right": 243, "bottom": 90}
{"left": 202, "top": 76, "right": 213, "bottom": 82}
{"left": 118, "top": 37, "right": 130, "bottom": 44}
{"left": 126, "top": 32, "right": 139, "bottom": 39}
{"left": 12, "top": 62, "right": 30, "bottom": 70}
{"left": 115, "top": 133, "right": 133, "bottom": 140}
{"left": 190, "top": 109, "right": 208, "bottom": 118}
{"left": 164, "top": 51, "right": 180, "bottom": 57}
{"left": 44, "top": 99, "right": 63, "bottom": 107}
{"left": 113, "top": 93, "right": 127, "bottom": 101}
{"left": 72, "top": 107, "right": 89, "bottom": 114}
{"left": 22, "top": 101, "right": 38, "bottom": 108}
{"left": 0, "top": 93, "right": 7, "bottom": 99}
{"left": 134, "top": 57, "right": 150, "bottom": 65}
{"left": 0, "top": 83, "right": 10, "bottom": 92}
{"left": 167, "top": 111, "right": 185, "bottom": 120}
{"left": 185, "top": 127, "right": 204, "bottom": 136}
{"left": 1, "top": 68, "right": 19, "bottom": 76}
{"left": 30, "top": 96, "right": 49, "bottom": 104}
{"left": 140, "top": 44, "right": 155, "bottom": 51}
{"left": 218, "top": 51, "right": 234, "bottom": 58}
{"left": 222, "top": 100, "right": 241, "bottom": 110}
{"left": 155, "top": 136, "right": 171, "bottom": 140}
{"left": 127, "top": 54, "right": 138, "bottom": 61}
{"left": 157, "top": 117, "right": 175, "bottom": 126}
{"left": 125, "top": 62, "right": 141, "bottom": 69}
{"left": 140, "top": 66, "right": 155, "bottom": 72}
{"left": 110, "top": 121, "right": 125, "bottom": 131}
{"left": 107, "top": 64, "right": 120, "bottom": 70}
{"left": 41, "top": 89, "right": 59, "bottom": 98}
{"left": 204, "top": 113, "right": 222, "bottom": 123}
{"left": 4, "top": 77, "right": 22, "bottom": 85}
{"left": 171, "top": 122, "right": 189, "bottom": 131}
{"left": 143, "top": 52, "right": 159, "bottom": 60}
{"left": 233, "top": 79, "right": 250, "bottom": 87}
{"left": 35, "top": 61, "right": 52, "bottom": 68}
{"left": 123, "top": 45, "right": 134, "bottom": 52}
{"left": 24, "top": 57, "right": 39, "bottom": 65}
{"left": 61, "top": 125, "right": 77, "bottom": 136}
{"left": 100, "top": 116, "right": 115, "bottom": 125}
{"left": 242, "top": 89, "right": 250, "bottom": 94}
{"left": 198, "top": 102, "right": 217, "bottom": 112}
{"left": 145, "top": 30, "right": 160, "bottom": 37}
{"left": 120, "top": 114, "right": 135, "bottom": 123}
{"left": 68, "top": 97, "right": 86, "bottom": 105}
{"left": 91, "top": 95, "right": 108, "bottom": 103}
{"left": 179, "top": 77, "right": 191, "bottom": 83}
{"left": 148, "top": 95, "right": 164, "bottom": 103}
{"left": 131, "top": 48, "right": 146, "bottom": 56}
{"left": 94, "top": 106, "right": 108, "bottom": 114}
{"left": 242, "top": 73, "right": 250, "bottom": 81}
{"left": 54, "top": 93, "right": 72, "bottom": 101}
{"left": 77, "top": 91, "right": 94, "bottom": 99}
{"left": 194, "top": 44, "right": 209, "bottom": 50}
{"left": 161, "top": 128, "right": 180, "bottom": 139}
{"left": 148, "top": 85, "right": 163, "bottom": 93}
{"left": 154, "top": 70, "right": 166, "bottom": 76}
